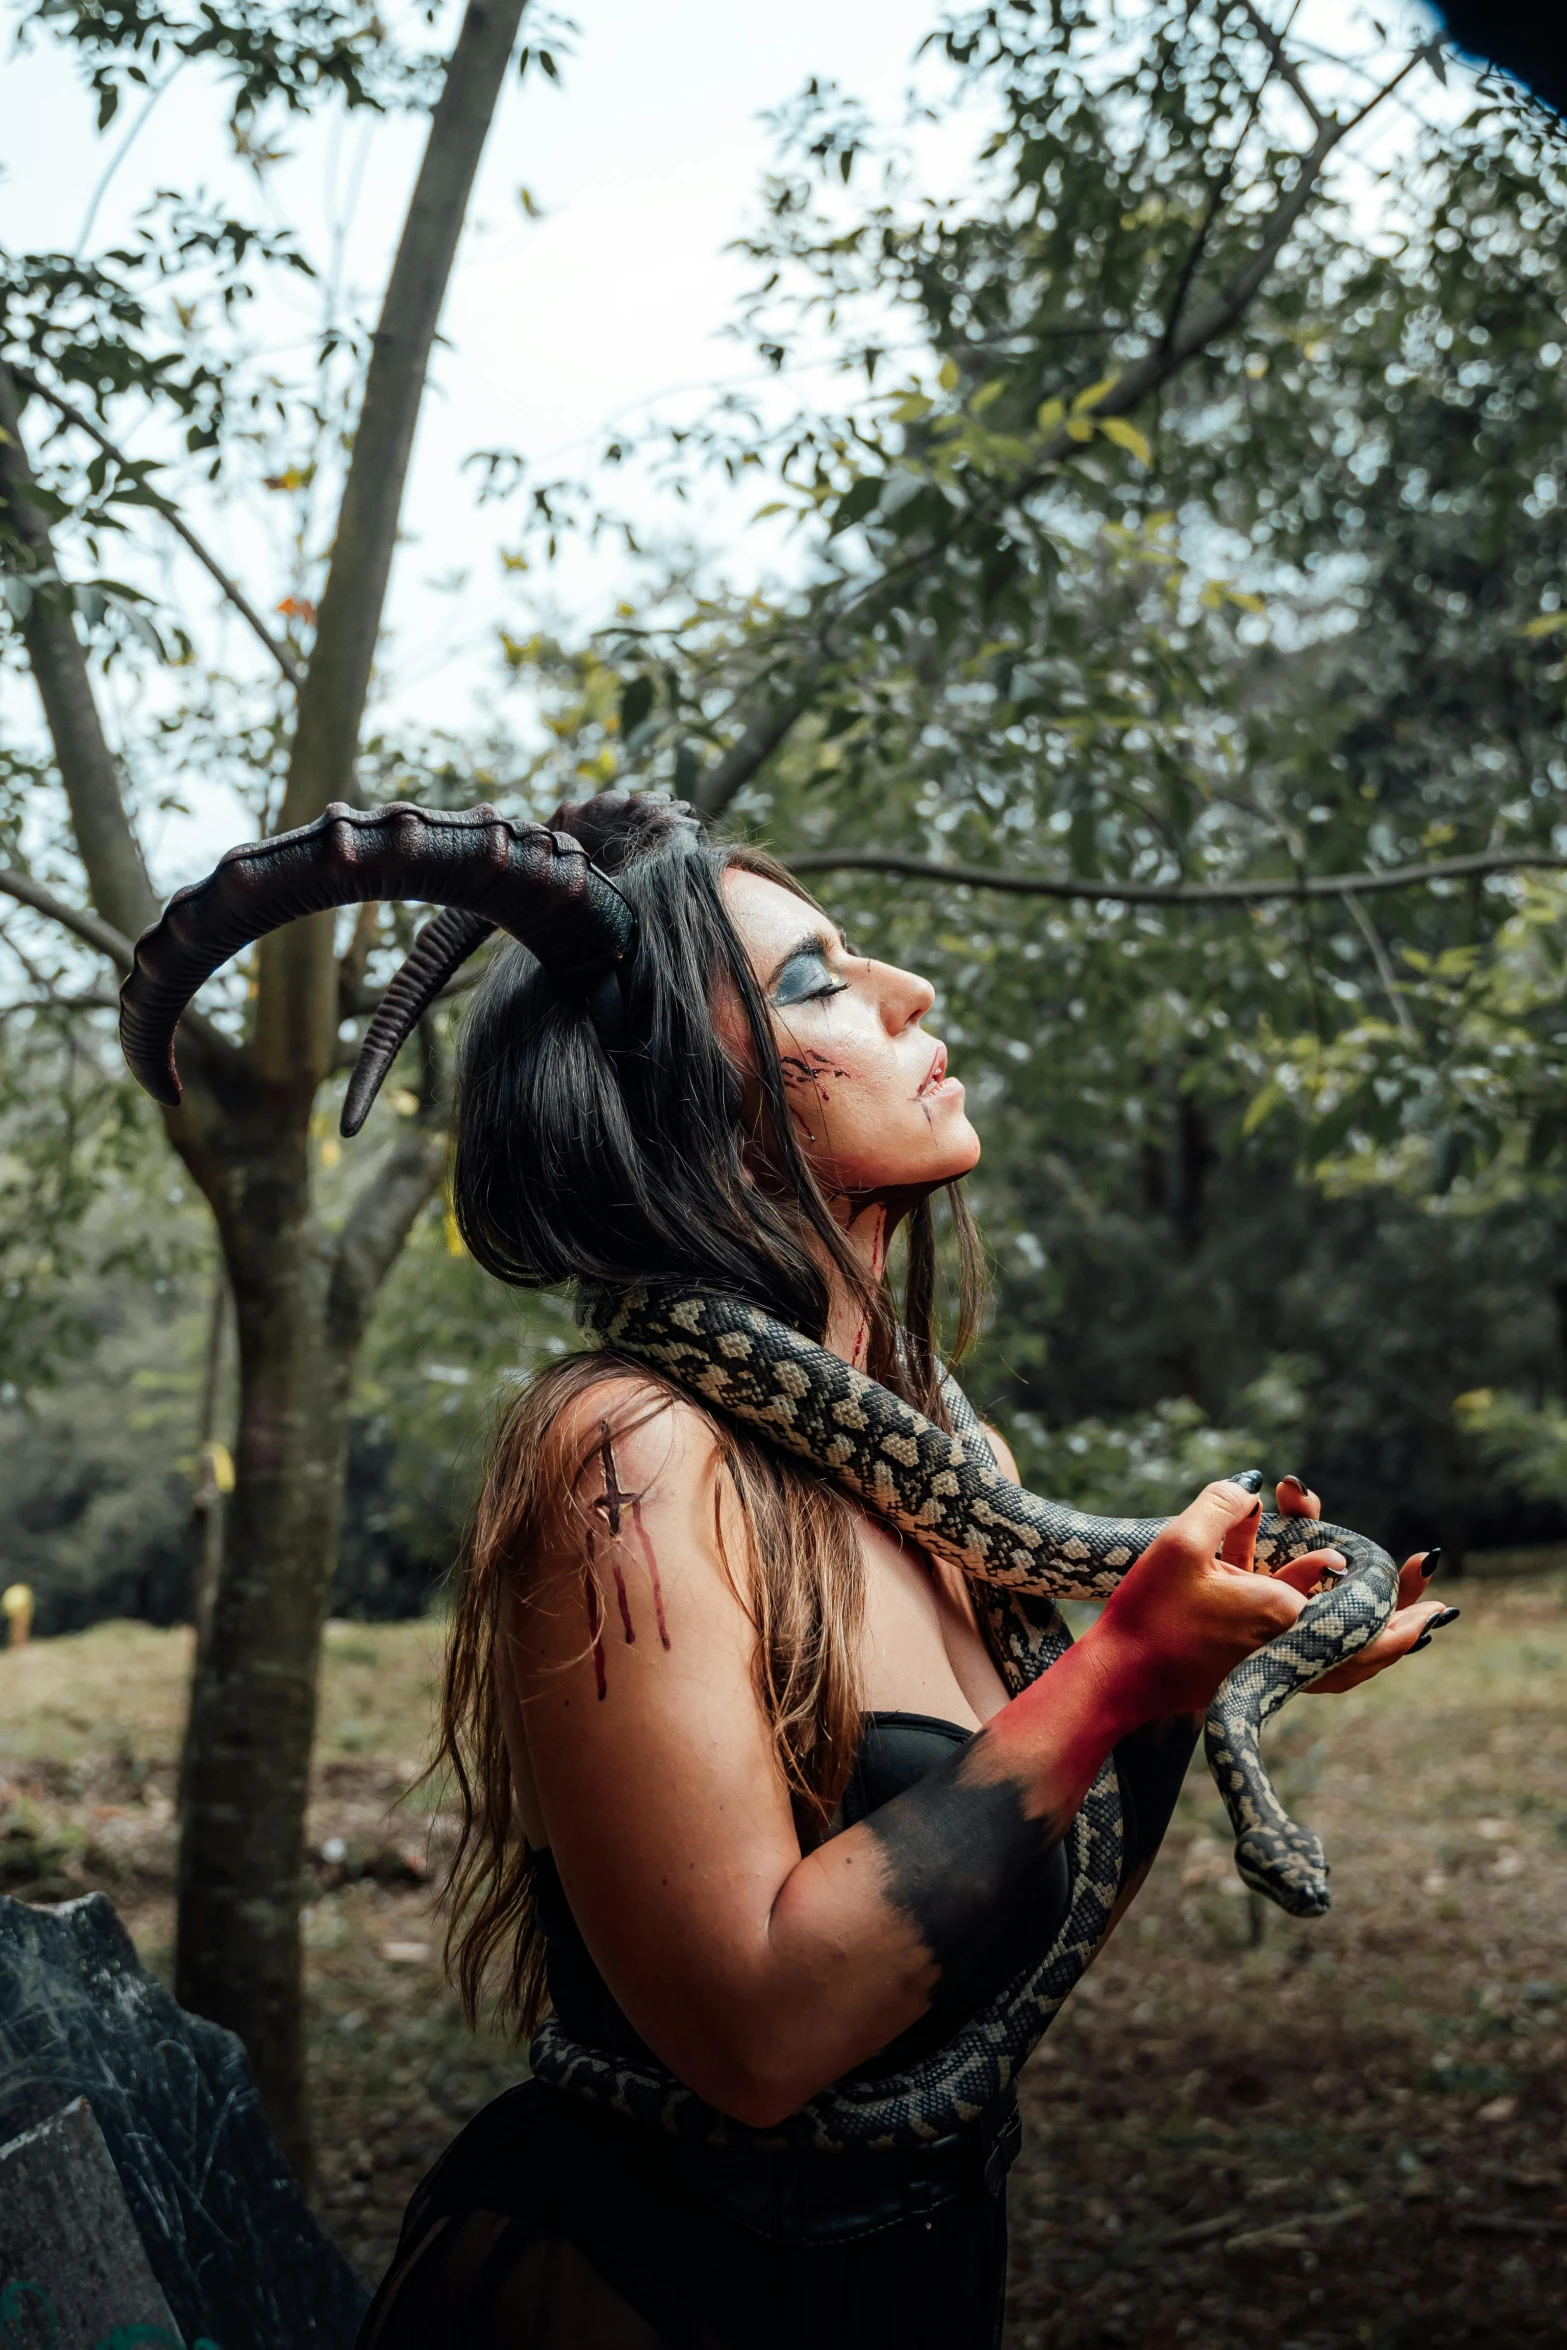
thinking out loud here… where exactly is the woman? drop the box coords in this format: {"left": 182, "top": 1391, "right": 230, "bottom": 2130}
{"left": 120, "top": 791, "right": 1448, "bottom": 2350}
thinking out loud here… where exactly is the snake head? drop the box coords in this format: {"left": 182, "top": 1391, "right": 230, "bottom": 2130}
{"left": 1235, "top": 1825, "right": 1330, "bottom": 1918}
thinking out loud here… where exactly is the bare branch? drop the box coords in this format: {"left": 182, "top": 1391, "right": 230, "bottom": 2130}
{"left": 693, "top": 670, "right": 828, "bottom": 816}
{"left": 0, "top": 988, "right": 122, "bottom": 1018}
{"left": 0, "top": 362, "right": 159, "bottom": 941}
{"left": 1160, "top": 7, "right": 1292, "bottom": 357}
{"left": 331, "top": 1120, "right": 447, "bottom": 1338}
{"left": 336, "top": 899, "right": 382, "bottom": 1015}
{"left": 785, "top": 846, "right": 1567, "bottom": 904}
{"left": 261, "top": 0, "right": 528, "bottom": 1091}
{"left": 697, "top": 45, "right": 1426, "bottom": 820}
{"left": 0, "top": 864, "right": 135, "bottom": 968}
{"left": 1237, "top": 0, "right": 1327, "bottom": 129}
{"left": 0, "top": 864, "right": 244, "bottom": 1073}
{"left": 13, "top": 369, "right": 303, "bottom": 688}
{"left": 1341, "top": 888, "right": 1418, "bottom": 1039}
{"left": 0, "top": 912, "right": 120, "bottom": 1014}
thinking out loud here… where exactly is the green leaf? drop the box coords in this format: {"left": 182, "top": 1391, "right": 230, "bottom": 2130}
{"left": 1099, "top": 415, "right": 1152, "bottom": 466}
{"left": 1071, "top": 375, "right": 1118, "bottom": 416}
{"left": 829, "top": 475, "right": 884, "bottom": 533}
{"left": 1035, "top": 397, "right": 1065, "bottom": 433}
{"left": 938, "top": 357, "right": 960, "bottom": 394}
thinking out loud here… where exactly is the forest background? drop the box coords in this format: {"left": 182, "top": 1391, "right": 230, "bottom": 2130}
{"left": 2, "top": 0, "right": 1566, "bottom": 2166}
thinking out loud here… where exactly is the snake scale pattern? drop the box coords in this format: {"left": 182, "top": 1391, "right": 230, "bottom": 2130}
{"left": 525, "top": 1285, "right": 1399, "bottom": 2154}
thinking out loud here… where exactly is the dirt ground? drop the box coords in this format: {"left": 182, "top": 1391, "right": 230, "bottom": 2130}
{"left": 2, "top": 1580, "right": 1565, "bottom": 2350}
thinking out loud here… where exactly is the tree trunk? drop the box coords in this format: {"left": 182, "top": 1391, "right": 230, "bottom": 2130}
{"left": 188, "top": 1262, "right": 231, "bottom": 1653}
{"left": 4, "top": 0, "right": 520, "bottom": 2185}
{"left": 173, "top": 1107, "right": 356, "bottom": 2187}
{"left": 167, "top": 1069, "right": 444, "bottom": 2178}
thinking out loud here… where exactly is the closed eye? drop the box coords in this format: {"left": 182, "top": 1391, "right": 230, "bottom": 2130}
{"left": 770, "top": 947, "right": 846, "bottom": 1009}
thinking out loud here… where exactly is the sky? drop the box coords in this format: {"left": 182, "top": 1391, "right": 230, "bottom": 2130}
{"left": 0, "top": 0, "right": 1452, "bottom": 881}
{"left": 2, "top": 2, "right": 977, "bottom": 801}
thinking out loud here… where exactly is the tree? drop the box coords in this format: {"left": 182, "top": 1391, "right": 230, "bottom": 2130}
{"left": 0, "top": 0, "right": 1529, "bottom": 2178}
{"left": 487, "top": 4, "right": 1566, "bottom": 1555}
{"left": 0, "top": 0, "right": 556, "bottom": 2174}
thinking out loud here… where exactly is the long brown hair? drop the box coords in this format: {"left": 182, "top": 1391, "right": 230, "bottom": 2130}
{"left": 432, "top": 797, "right": 986, "bottom": 2036}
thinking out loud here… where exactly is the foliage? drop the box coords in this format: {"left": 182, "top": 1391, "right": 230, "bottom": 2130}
{"left": 6, "top": 0, "right": 1567, "bottom": 1651}
{"left": 478, "top": 3, "right": 1567, "bottom": 1560}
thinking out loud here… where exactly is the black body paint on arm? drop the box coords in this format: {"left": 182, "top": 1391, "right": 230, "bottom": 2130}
{"left": 859, "top": 1742, "right": 1063, "bottom": 1991}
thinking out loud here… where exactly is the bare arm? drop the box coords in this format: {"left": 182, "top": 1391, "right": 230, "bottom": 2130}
{"left": 510, "top": 1388, "right": 1318, "bottom": 2129}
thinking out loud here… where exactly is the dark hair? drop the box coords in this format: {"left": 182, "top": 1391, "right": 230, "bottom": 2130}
{"left": 451, "top": 791, "right": 981, "bottom": 1410}
{"left": 436, "top": 793, "right": 986, "bottom": 2036}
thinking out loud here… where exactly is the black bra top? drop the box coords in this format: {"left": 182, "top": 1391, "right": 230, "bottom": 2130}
{"left": 530, "top": 1708, "right": 1074, "bottom": 2084}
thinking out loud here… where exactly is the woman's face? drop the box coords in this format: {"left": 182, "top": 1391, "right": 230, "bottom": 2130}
{"left": 720, "top": 866, "right": 981, "bottom": 1201}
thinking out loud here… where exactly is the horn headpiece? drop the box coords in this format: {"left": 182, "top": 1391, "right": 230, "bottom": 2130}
{"left": 118, "top": 798, "right": 647, "bottom": 1136}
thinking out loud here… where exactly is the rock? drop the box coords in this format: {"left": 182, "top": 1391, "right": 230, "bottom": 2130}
{"left": 0, "top": 2095, "right": 183, "bottom": 2347}
{"left": 0, "top": 1892, "right": 370, "bottom": 2350}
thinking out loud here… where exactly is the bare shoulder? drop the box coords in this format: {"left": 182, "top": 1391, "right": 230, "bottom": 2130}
{"left": 510, "top": 1366, "right": 753, "bottom": 1699}
{"left": 542, "top": 1369, "right": 729, "bottom": 1523}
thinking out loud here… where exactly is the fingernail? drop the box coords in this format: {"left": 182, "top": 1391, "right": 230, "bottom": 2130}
{"left": 1229, "top": 1469, "right": 1263, "bottom": 1494}
{"left": 1430, "top": 1606, "right": 1461, "bottom": 1629}
{"left": 1280, "top": 1473, "right": 1305, "bottom": 1490}
{"left": 1321, "top": 1552, "right": 1347, "bottom": 1577}
{"left": 1410, "top": 1630, "right": 1432, "bottom": 1651}
{"left": 1421, "top": 1547, "right": 1442, "bottom": 1581}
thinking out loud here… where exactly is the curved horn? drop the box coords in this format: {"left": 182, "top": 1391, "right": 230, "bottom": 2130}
{"left": 120, "top": 801, "right": 635, "bottom": 1111}
{"left": 340, "top": 904, "right": 492, "bottom": 1138}
{"left": 341, "top": 790, "right": 700, "bottom": 1135}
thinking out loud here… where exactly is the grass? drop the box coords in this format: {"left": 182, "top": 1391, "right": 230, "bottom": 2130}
{"left": 3, "top": 1582, "right": 1566, "bottom": 2347}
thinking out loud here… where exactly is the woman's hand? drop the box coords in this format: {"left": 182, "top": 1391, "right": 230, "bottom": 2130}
{"left": 1268, "top": 1475, "right": 1454, "bottom": 1693}
{"left": 1089, "top": 1478, "right": 1347, "bottom": 1722}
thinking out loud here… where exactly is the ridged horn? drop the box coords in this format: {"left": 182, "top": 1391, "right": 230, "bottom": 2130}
{"left": 119, "top": 801, "right": 635, "bottom": 1114}
{"left": 340, "top": 904, "right": 492, "bottom": 1138}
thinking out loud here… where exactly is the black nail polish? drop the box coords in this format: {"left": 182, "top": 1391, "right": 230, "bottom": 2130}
{"left": 1229, "top": 1469, "right": 1263, "bottom": 1494}
{"left": 1421, "top": 1547, "right": 1442, "bottom": 1581}
{"left": 1430, "top": 1606, "right": 1461, "bottom": 1629}
{"left": 1410, "top": 1630, "right": 1432, "bottom": 1651}
{"left": 1281, "top": 1473, "right": 1305, "bottom": 1490}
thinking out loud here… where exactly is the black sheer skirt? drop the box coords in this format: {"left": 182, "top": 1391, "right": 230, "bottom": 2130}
{"left": 356, "top": 2078, "right": 1015, "bottom": 2350}
{"left": 358, "top": 1708, "right": 1196, "bottom": 2347}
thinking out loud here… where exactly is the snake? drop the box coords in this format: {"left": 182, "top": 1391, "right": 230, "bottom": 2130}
{"left": 524, "top": 1283, "right": 1398, "bottom": 2154}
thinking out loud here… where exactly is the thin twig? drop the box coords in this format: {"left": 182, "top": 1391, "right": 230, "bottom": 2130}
{"left": 1341, "top": 887, "right": 1418, "bottom": 1038}
{"left": 14, "top": 368, "right": 303, "bottom": 688}
{"left": 1237, "top": 0, "right": 1327, "bottom": 129}
{"left": 698, "top": 45, "right": 1426, "bottom": 817}
{"left": 0, "top": 864, "right": 241, "bottom": 1070}
{"left": 0, "top": 865, "right": 135, "bottom": 969}
{"left": 1161, "top": 5, "right": 1295, "bottom": 357}
{"left": 784, "top": 845, "right": 1567, "bottom": 904}
{"left": 0, "top": 989, "right": 122, "bottom": 1017}
{"left": 0, "top": 916, "right": 119, "bottom": 1016}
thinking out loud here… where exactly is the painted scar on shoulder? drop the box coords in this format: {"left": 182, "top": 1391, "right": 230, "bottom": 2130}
{"left": 581, "top": 1418, "right": 671, "bottom": 1699}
